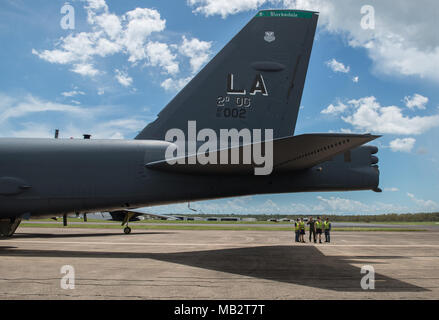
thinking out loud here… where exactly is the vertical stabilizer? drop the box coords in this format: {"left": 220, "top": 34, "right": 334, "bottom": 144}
{"left": 136, "top": 10, "right": 319, "bottom": 141}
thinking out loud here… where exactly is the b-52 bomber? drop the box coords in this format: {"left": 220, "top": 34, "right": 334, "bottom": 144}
{"left": 0, "top": 10, "right": 380, "bottom": 237}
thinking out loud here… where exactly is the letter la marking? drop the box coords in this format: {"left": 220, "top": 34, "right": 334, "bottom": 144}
{"left": 227, "top": 74, "right": 268, "bottom": 96}
{"left": 227, "top": 74, "right": 246, "bottom": 95}
{"left": 249, "top": 74, "right": 268, "bottom": 96}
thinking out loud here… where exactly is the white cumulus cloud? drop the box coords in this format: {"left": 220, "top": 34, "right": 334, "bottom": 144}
{"left": 404, "top": 94, "right": 429, "bottom": 110}
{"left": 145, "top": 42, "right": 179, "bottom": 75}
{"left": 317, "top": 195, "right": 369, "bottom": 212}
{"left": 33, "top": 5, "right": 167, "bottom": 72}
{"left": 61, "top": 90, "right": 85, "bottom": 97}
{"left": 407, "top": 193, "right": 439, "bottom": 211}
{"left": 321, "top": 101, "right": 348, "bottom": 115}
{"left": 340, "top": 96, "right": 439, "bottom": 135}
{"left": 326, "top": 58, "right": 350, "bottom": 73}
{"left": 188, "top": 0, "right": 439, "bottom": 82}
{"left": 161, "top": 77, "right": 193, "bottom": 92}
{"left": 33, "top": 1, "right": 212, "bottom": 90}
{"left": 122, "top": 8, "right": 167, "bottom": 63}
{"left": 389, "top": 138, "right": 416, "bottom": 153}
{"left": 188, "top": 0, "right": 267, "bottom": 18}
{"left": 114, "top": 69, "right": 133, "bottom": 87}
{"left": 179, "top": 36, "right": 212, "bottom": 73}
{"left": 70, "top": 63, "right": 100, "bottom": 77}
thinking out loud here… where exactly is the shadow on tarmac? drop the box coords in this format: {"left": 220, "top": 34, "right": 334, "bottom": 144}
{"left": 0, "top": 245, "right": 426, "bottom": 292}
{"left": 11, "top": 232, "right": 173, "bottom": 239}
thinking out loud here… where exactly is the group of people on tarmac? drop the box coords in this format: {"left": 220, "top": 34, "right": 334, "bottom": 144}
{"left": 294, "top": 217, "right": 331, "bottom": 243}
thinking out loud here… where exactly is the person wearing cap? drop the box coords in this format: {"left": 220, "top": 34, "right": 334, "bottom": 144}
{"left": 324, "top": 218, "right": 332, "bottom": 243}
{"left": 315, "top": 217, "right": 323, "bottom": 244}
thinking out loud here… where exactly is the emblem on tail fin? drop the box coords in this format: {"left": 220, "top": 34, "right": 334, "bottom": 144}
{"left": 264, "top": 31, "right": 275, "bottom": 43}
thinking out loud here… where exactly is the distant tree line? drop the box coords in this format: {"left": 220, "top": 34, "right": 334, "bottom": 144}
{"left": 179, "top": 212, "right": 439, "bottom": 222}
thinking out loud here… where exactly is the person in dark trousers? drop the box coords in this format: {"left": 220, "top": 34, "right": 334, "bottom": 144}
{"left": 294, "top": 219, "right": 300, "bottom": 242}
{"left": 315, "top": 217, "right": 323, "bottom": 243}
{"left": 307, "top": 217, "right": 316, "bottom": 243}
{"left": 324, "top": 218, "right": 332, "bottom": 243}
{"left": 299, "top": 218, "right": 306, "bottom": 243}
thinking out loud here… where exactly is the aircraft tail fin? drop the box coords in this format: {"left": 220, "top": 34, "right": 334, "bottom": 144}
{"left": 136, "top": 10, "right": 319, "bottom": 141}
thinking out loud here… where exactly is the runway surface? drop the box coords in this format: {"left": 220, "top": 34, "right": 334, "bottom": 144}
{"left": 0, "top": 227, "right": 438, "bottom": 299}
{"left": 22, "top": 220, "right": 439, "bottom": 230}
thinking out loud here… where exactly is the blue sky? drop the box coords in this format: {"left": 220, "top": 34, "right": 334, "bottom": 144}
{"left": 0, "top": 0, "right": 438, "bottom": 215}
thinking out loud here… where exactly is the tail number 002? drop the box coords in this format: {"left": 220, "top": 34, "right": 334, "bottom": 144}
{"left": 216, "top": 107, "right": 246, "bottom": 119}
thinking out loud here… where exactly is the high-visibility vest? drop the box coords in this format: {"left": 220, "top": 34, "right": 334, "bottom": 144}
{"left": 299, "top": 221, "right": 305, "bottom": 230}
{"left": 295, "top": 222, "right": 300, "bottom": 231}
{"left": 324, "top": 221, "right": 330, "bottom": 230}
{"left": 316, "top": 221, "right": 322, "bottom": 229}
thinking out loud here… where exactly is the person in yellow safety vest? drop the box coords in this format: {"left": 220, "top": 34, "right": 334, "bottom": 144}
{"left": 324, "top": 218, "right": 332, "bottom": 243}
{"left": 299, "top": 218, "right": 306, "bottom": 243}
{"left": 294, "top": 219, "right": 300, "bottom": 243}
{"left": 315, "top": 217, "right": 323, "bottom": 243}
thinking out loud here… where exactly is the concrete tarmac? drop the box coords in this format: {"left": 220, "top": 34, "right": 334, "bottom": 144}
{"left": 0, "top": 227, "right": 438, "bottom": 299}
{"left": 22, "top": 220, "right": 439, "bottom": 230}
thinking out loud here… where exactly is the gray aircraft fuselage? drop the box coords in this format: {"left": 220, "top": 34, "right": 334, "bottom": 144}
{"left": 0, "top": 138, "right": 378, "bottom": 219}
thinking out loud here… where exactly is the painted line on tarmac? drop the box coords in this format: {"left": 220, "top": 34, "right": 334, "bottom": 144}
{"left": 2, "top": 240, "right": 439, "bottom": 247}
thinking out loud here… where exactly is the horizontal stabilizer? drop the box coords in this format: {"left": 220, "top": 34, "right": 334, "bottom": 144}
{"left": 145, "top": 133, "right": 380, "bottom": 175}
